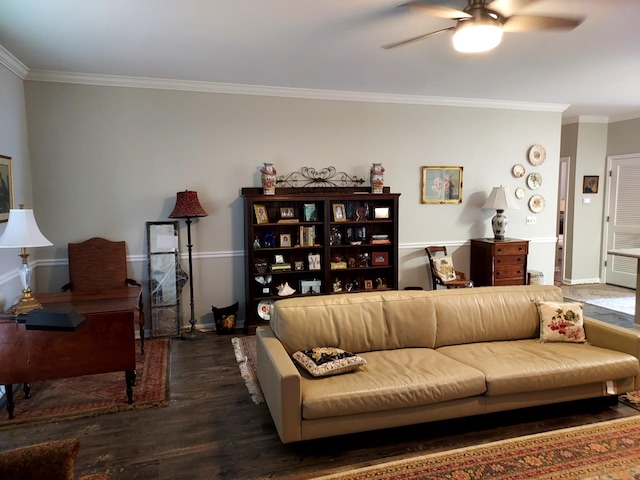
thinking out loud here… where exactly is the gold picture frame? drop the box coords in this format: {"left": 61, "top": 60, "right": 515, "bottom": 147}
{"left": 0, "top": 155, "right": 13, "bottom": 222}
{"left": 332, "top": 203, "right": 346, "bottom": 222}
{"left": 421, "top": 166, "right": 463, "bottom": 204}
{"left": 583, "top": 175, "right": 599, "bottom": 194}
{"left": 254, "top": 204, "right": 269, "bottom": 224}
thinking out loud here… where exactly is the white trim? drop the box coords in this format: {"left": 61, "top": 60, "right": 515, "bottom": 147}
{"left": 610, "top": 112, "right": 640, "bottom": 123}
{"left": 24, "top": 69, "right": 568, "bottom": 112}
{"left": 0, "top": 45, "right": 29, "bottom": 79}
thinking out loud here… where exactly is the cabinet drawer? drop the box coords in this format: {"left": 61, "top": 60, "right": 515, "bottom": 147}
{"left": 494, "top": 265, "right": 526, "bottom": 279}
{"left": 494, "top": 243, "right": 528, "bottom": 256}
{"left": 494, "top": 254, "right": 526, "bottom": 266}
{"left": 494, "top": 278, "right": 527, "bottom": 286}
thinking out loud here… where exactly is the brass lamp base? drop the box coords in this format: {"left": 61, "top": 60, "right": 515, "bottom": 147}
{"left": 11, "top": 291, "right": 43, "bottom": 315}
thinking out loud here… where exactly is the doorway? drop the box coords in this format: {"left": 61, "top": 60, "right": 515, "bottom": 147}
{"left": 556, "top": 157, "right": 570, "bottom": 285}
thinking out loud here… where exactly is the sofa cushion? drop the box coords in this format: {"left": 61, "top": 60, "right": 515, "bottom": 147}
{"left": 300, "top": 348, "right": 486, "bottom": 420}
{"left": 292, "top": 347, "right": 367, "bottom": 377}
{"left": 432, "top": 255, "right": 457, "bottom": 281}
{"left": 536, "top": 301, "right": 586, "bottom": 343}
{"left": 437, "top": 339, "right": 640, "bottom": 397}
{"left": 271, "top": 291, "right": 437, "bottom": 355}
{"left": 433, "top": 285, "right": 564, "bottom": 347}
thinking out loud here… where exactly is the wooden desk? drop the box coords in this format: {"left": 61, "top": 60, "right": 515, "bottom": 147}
{"left": 0, "top": 287, "right": 143, "bottom": 419}
{"left": 607, "top": 248, "right": 640, "bottom": 326}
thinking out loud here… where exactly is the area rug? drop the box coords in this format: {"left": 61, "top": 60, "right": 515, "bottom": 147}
{"left": 620, "top": 391, "right": 640, "bottom": 412}
{"left": 231, "top": 336, "right": 264, "bottom": 405}
{"left": 312, "top": 416, "right": 640, "bottom": 480}
{"left": 0, "top": 339, "right": 170, "bottom": 430}
{"left": 561, "top": 283, "right": 635, "bottom": 316}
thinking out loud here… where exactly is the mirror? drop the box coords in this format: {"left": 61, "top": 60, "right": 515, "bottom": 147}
{"left": 147, "top": 221, "right": 186, "bottom": 337}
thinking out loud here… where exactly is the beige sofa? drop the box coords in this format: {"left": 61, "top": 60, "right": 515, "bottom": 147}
{"left": 256, "top": 285, "right": 640, "bottom": 443}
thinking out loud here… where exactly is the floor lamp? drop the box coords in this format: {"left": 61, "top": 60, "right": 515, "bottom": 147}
{"left": 169, "top": 190, "right": 208, "bottom": 340}
{"left": 0, "top": 205, "right": 53, "bottom": 314}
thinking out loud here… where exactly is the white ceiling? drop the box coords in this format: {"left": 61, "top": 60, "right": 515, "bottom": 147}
{"left": 1, "top": 0, "right": 639, "bottom": 121}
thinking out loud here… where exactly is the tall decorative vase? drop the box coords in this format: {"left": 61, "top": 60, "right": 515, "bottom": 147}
{"left": 370, "top": 163, "right": 385, "bottom": 194}
{"left": 261, "top": 162, "right": 277, "bottom": 195}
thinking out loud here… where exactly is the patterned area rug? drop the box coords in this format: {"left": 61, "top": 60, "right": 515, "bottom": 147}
{"left": 232, "top": 336, "right": 264, "bottom": 405}
{"left": 0, "top": 339, "right": 170, "bottom": 430}
{"left": 561, "top": 283, "right": 635, "bottom": 315}
{"left": 313, "top": 416, "right": 640, "bottom": 480}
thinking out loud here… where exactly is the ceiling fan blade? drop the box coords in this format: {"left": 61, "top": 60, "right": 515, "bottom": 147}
{"left": 398, "top": 1, "right": 471, "bottom": 20}
{"left": 486, "top": 0, "right": 542, "bottom": 17}
{"left": 382, "top": 26, "right": 455, "bottom": 49}
{"left": 503, "top": 15, "right": 585, "bottom": 32}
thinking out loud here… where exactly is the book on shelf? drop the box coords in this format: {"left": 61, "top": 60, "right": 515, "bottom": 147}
{"left": 371, "top": 234, "right": 390, "bottom": 245}
{"left": 298, "top": 225, "right": 317, "bottom": 247}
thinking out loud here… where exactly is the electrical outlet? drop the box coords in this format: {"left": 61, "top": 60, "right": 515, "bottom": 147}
{"left": 526, "top": 216, "right": 537, "bottom": 225}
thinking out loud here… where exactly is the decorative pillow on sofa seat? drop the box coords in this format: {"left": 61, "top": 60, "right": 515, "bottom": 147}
{"left": 432, "top": 256, "right": 457, "bottom": 282}
{"left": 292, "top": 347, "right": 367, "bottom": 377}
{"left": 536, "top": 301, "right": 586, "bottom": 343}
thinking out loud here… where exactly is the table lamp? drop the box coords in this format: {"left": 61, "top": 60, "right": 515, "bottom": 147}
{"left": 0, "top": 205, "right": 53, "bottom": 314}
{"left": 169, "top": 190, "right": 208, "bottom": 340}
{"left": 482, "top": 186, "right": 519, "bottom": 240}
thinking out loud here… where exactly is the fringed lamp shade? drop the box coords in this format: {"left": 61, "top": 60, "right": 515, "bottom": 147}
{"left": 169, "top": 191, "right": 208, "bottom": 219}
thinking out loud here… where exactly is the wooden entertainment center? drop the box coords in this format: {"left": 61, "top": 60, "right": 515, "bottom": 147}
{"left": 0, "top": 287, "right": 143, "bottom": 419}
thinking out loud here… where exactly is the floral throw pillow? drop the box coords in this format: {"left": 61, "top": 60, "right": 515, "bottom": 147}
{"left": 292, "top": 347, "right": 367, "bottom": 377}
{"left": 536, "top": 301, "right": 586, "bottom": 343}
{"left": 433, "top": 255, "right": 457, "bottom": 282}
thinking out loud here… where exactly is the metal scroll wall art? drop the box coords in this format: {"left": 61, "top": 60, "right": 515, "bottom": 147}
{"left": 276, "top": 166, "right": 364, "bottom": 191}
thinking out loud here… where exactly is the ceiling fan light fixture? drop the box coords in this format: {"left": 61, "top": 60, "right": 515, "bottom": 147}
{"left": 452, "top": 21, "right": 503, "bottom": 53}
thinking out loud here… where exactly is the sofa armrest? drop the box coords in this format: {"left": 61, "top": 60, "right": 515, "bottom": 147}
{"left": 584, "top": 317, "right": 640, "bottom": 390}
{"left": 256, "top": 326, "right": 302, "bottom": 443}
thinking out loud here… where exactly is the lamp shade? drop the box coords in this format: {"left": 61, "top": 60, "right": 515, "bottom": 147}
{"left": 482, "top": 186, "right": 519, "bottom": 211}
{"left": 0, "top": 208, "right": 53, "bottom": 248}
{"left": 168, "top": 190, "right": 208, "bottom": 219}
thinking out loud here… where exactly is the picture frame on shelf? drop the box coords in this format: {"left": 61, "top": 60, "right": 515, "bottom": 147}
{"left": 294, "top": 260, "right": 305, "bottom": 271}
{"left": 254, "top": 204, "right": 269, "bottom": 224}
{"left": 274, "top": 254, "right": 285, "bottom": 264}
{"left": 421, "top": 166, "right": 463, "bottom": 204}
{"left": 0, "top": 155, "right": 13, "bottom": 222}
{"left": 583, "top": 175, "right": 599, "bottom": 194}
{"left": 280, "top": 233, "right": 291, "bottom": 248}
{"left": 308, "top": 253, "right": 321, "bottom": 270}
{"left": 303, "top": 203, "right": 318, "bottom": 222}
{"left": 280, "top": 207, "right": 294, "bottom": 219}
{"left": 372, "top": 252, "right": 389, "bottom": 266}
{"left": 332, "top": 203, "right": 346, "bottom": 222}
{"left": 300, "top": 279, "right": 322, "bottom": 294}
{"left": 373, "top": 206, "right": 390, "bottom": 219}
{"left": 364, "top": 279, "right": 373, "bottom": 290}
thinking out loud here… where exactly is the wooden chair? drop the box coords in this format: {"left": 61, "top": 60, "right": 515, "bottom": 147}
{"left": 425, "top": 246, "right": 473, "bottom": 289}
{"left": 62, "top": 237, "right": 140, "bottom": 292}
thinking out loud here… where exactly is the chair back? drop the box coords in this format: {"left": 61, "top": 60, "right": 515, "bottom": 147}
{"left": 67, "top": 237, "right": 130, "bottom": 292}
{"left": 425, "top": 246, "right": 449, "bottom": 289}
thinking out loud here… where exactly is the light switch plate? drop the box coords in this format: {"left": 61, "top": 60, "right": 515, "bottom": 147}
{"left": 526, "top": 216, "right": 537, "bottom": 225}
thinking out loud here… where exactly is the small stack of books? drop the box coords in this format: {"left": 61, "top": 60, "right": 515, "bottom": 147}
{"left": 371, "top": 234, "right": 390, "bottom": 245}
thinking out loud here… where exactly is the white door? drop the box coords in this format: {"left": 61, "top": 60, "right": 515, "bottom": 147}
{"left": 605, "top": 154, "right": 640, "bottom": 288}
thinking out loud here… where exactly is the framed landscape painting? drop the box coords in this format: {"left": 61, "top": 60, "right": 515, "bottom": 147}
{"left": 0, "top": 155, "right": 13, "bottom": 222}
{"left": 421, "top": 166, "right": 463, "bottom": 204}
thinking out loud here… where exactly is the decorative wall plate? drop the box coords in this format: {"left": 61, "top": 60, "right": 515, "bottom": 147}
{"left": 515, "top": 187, "right": 525, "bottom": 199}
{"left": 528, "top": 145, "right": 546, "bottom": 166}
{"left": 529, "top": 194, "right": 546, "bottom": 213}
{"left": 257, "top": 299, "right": 275, "bottom": 321}
{"left": 512, "top": 164, "right": 526, "bottom": 178}
{"left": 527, "top": 172, "right": 542, "bottom": 189}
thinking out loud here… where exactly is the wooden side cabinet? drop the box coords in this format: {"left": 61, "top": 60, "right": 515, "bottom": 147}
{"left": 470, "top": 238, "right": 529, "bottom": 287}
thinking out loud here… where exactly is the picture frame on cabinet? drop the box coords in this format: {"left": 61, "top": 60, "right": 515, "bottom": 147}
{"left": 372, "top": 252, "right": 389, "bottom": 266}
{"left": 421, "top": 166, "right": 463, "bottom": 204}
{"left": 373, "top": 207, "right": 389, "bottom": 219}
{"left": 300, "top": 279, "right": 321, "bottom": 294}
{"left": 254, "top": 204, "right": 269, "bottom": 224}
{"left": 303, "top": 203, "right": 318, "bottom": 222}
{"left": 308, "top": 253, "right": 321, "bottom": 270}
{"left": 294, "top": 260, "right": 305, "bottom": 271}
{"left": 364, "top": 279, "right": 373, "bottom": 290}
{"left": 280, "top": 207, "right": 295, "bottom": 219}
{"left": 280, "top": 233, "right": 291, "bottom": 248}
{"left": 0, "top": 155, "right": 13, "bottom": 222}
{"left": 332, "top": 203, "right": 346, "bottom": 222}
{"left": 583, "top": 175, "right": 599, "bottom": 194}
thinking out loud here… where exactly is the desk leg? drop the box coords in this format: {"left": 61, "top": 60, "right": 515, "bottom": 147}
{"left": 125, "top": 370, "right": 135, "bottom": 404}
{"left": 23, "top": 383, "right": 31, "bottom": 398}
{"left": 4, "top": 385, "right": 14, "bottom": 419}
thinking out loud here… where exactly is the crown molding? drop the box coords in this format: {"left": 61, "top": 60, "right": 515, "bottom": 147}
{"left": 24, "top": 69, "right": 568, "bottom": 112}
{"left": 0, "top": 45, "right": 28, "bottom": 79}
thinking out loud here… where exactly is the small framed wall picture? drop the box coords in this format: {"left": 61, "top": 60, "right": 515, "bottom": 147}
{"left": 280, "top": 233, "right": 291, "bottom": 247}
{"left": 332, "top": 203, "right": 346, "bottom": 222}
{"left": 254, "top": 204, "right": 269, "bottom": 224}
{"left": 583, "top": 175, "right": 599, "bottom": 194}
{"left": 373, "top": 207, "right": 390, "bottom": 219}
{"left": 0, "top": 155, "right": 13, "bottom": 222}
{"left": 372, "top": 252, "right": 389, "bottom": 266}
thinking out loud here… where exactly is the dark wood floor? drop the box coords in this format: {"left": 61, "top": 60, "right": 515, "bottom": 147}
{"left": 1, "top": 327, "right": 639, "bottom": 479}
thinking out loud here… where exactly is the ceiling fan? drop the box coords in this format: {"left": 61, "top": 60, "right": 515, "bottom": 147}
{"left": 383, "top": 0, "right": 585, "bottom": 53}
